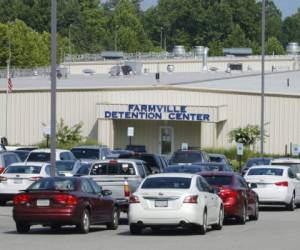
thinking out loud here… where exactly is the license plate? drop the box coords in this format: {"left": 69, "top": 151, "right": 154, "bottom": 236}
{"left": 36, "top": 199, "right": 50, "bottom": 207}
{"left": 155, "top": 200, "right": 168, "bottom": 207}
{"left": 13, "top": 179, "right": 23, "bottom": 184}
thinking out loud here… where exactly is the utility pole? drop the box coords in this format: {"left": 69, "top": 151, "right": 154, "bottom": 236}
{"left": 50, "top": 0, "right": 57, "bottom": 177}
{"left": 5, "top": 23, "right": 12, "bottom": 139}
{"left": 160, "top": 27, "right": 163, "bottom": 49}
{"left": 260, "top": 0, "right": 266, "bottom": 156}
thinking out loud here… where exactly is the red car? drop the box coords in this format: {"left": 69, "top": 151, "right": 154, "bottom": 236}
{"left": 200, "top": 172, "right": 259, "bottom": 224}
{"left": 13, "top": 177, "right": 119, "bottom": 233}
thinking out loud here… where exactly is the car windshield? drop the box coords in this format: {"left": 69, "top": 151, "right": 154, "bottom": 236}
{"left": 202, "top": 175, "right": 233, "bottom": 186}
{"left": 141, "top": 177, "right": 191, "bottom": 189}
{"left": 247, "top": 168, "right": 284, "bottom": 176}
{"left": 56, "top": 161, "right": 75, "bottom": 172}
{"left": 28, "top": 178, "right": 76, "bottom": 191}
{"left": 209, "top": 156, "right": 224, "bottom": 163}
{"left": 90, "top": 162, "right": 136, "bottom": 175}
{"left": 164, "top": 166, "right": 203, "bottom": 173}
{"left": 5, "top": 165, "right": 41, "bottom": 174}
{"left": 27, "top": 152, "right": 50, "bottom": 162}
{"left": 71, "top": 149, "right": 99, "bottom": 159}
{"left": 169, "top": 152, "right": 203, "bottom": 164}
{"left": 246, "top": 159, "right": 271, "bottom": 168}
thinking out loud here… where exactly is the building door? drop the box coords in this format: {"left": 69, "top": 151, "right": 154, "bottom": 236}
{"left": 159, "top": 126, "right": 174, "bottom": 155}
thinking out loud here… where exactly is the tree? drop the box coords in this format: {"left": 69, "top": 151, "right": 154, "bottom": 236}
{"left": 282, "top": 9, "right": 300, "bottom": 46}
{"left": 56, "top": 118, "right": 83, "bottom": 146}
{"left": 266, "top": 37, "right": 285, "bottom": 55}
{"left": 228, "top": 125, "right": 261, "bottom": 147}
{"left": 224, "top": 24, "right": 250, "bottom": 48}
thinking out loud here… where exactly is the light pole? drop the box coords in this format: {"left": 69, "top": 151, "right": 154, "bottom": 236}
{"left": 160, "top": 27, "right": 163, "bottom": 50}
{"left": 50, "top": 0, "right": 57, "bottom": 177}
{"left": 260, "top": 0, "right": 266, "bottom": 156}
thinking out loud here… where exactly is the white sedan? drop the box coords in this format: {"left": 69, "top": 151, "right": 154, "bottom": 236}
{"left": 128, "top": 173, "right": 224, "bottom": 235}
{"left": 0, "top": 162, "right": 52, "bottom": 205}
{"left": 244, "top": 165, "right": 300, "bottom": 210}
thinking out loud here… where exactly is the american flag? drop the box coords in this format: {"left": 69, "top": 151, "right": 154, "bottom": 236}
{"left": 7, "top": 75, "right": 13, "bottom": 93}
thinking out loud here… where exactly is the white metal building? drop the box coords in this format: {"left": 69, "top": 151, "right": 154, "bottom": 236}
{"left": 1, "top": 57, "right": 300, "bottom": 155}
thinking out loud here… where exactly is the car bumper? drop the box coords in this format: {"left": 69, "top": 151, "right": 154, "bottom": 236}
{"left": 224, "top": 203, "right": 240, "bottom": 217}
{"left": 128, "top": 204, "right": 203, "bottom": 226}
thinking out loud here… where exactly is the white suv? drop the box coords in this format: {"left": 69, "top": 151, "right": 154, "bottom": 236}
{"left": 25, "top": 149, "right": 75, "bottom": 162}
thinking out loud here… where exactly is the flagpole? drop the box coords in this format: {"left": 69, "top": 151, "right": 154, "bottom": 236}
{"left": 5, "top": 28, "right": 11, "bottom": 139}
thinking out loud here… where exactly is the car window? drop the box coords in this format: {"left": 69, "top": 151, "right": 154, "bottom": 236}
{"left": 199, "top": 178, "right": 210, "bottom": 192}
{"left": 3, "top": 154, "right": 19, "bottom": 166}
{"left": 288, "top": 168, "right": 296, "bottom": 179}
{"left": 71, "top": 148, "right": 99, "bottom": 159}
{"left": 236, "top": 176, "right": 248, "bottom": 189}
{"left": 81, "top": 179, "right": 94, "bottom": 193}
{"left": 45, "top": 165, "right": 51, "bottom": 176}
{"left": 88, "top": 179, "right": 102, "bottom": 193}
{"left": 169, "top": 151, "right": 203, "bottom": 164}
{"left": 28, "top": 178, "right": 76, "bottom": 191}
{"left": 90, "top": 162, "right": 136, "bottom": 175}
{"left": 141, "top": 177, "right": 191, "bottom": 189}
{"left": 202, "top": 175, "right": 233, "bottom": 186}
{"left": 196, "top": 177, "right": 204, "bottom": 192}
{"left": 5, "top": 165, "right": 42, "bottom": 174}
{"left": 136, "top": 162, "right": 146, "bottom": 178}
{"left": 56, "top": 161, "right": 75, "bottom": 172}
{"left": 247, "top": 168, "right": 284, "bottom": 176}
{"left": 27, "top": 152, "right": 50, "bottom": 162}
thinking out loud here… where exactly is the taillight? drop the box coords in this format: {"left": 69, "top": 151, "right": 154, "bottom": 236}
{"left": 54, "top": 194, "right": 77, "bottom": 205}
{"left": 183, "top": 195, "right": 198, "bottom": 204}
{"left": 0, "top": 166, "right": 5, "bottom": 174}
{"left": 124, "top": 181, "right": 131, "bottom": 197}
{"left": 0, "top": 176, "right": 7, "bottom": 182}
{"left": 29, "top": 176, "right": 43, "bottom": 181}
{"left": 129, "top": 195, "right": 140, "bottom": 203}
{"left": 13, "top": 194, "right": 30, "bottom": 205}
{"left": 109, "top": 160, "right": 118, "bottom": 165}
{"left": 275, "top": 181, "right": 288, "bottom": 187}
{"left": 219, "top": 188, "right": 238, "bottom": 203}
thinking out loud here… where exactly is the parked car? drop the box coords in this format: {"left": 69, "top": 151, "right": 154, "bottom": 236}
{"left": 0, "top": 162, "right": 52, "bottom": 205}
{"left": 196, "top": 162, "right": 233, "bottom": 172}
{"left": 25, "top": 149, "right": 75, "bottom": 162}
{"left": 168, "top": 149, "right": 210, "bottom": 165}
{"left": 241, "top": 157, "right": 272, "bottom": 176}
{"left": 208, "top": 154, "right": 231, "bottom": 165}
{"left": 244, "top": 165, "right": 300, "bottom": 210}
{"left": 55, "top": 160, "right": 83, "bottom": 176}
{"left": 71, "top": 145, "right": 111, "bottom": 160}
{"left": 200, "top": 172, "right": 259, "bottom": 224}
{"left": 13, "top": 177, "right": 119, "bottom": 233}
{"left": 0, "top": 151, "right": 21, "bottom": 174}
{"left": 128, "top": 173, "right": 223, "bottom": 235}
{"left": 5, "top": 146, "right": 38, "bottom": 151}
{"left": 85, "top": 159, "right": 148, "bottom": 212}
{"left": 9, "top": 150, "right": 31, "bottom": 162}
{"left": 164, "top": 164, "right": 208, "bottom": 173}
{"left": 271, "top": 158, "right": 300, "bottom": 178}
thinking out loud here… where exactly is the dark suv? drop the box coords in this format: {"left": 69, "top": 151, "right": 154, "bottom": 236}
{"left": 168, "top": 150, "right": 210, "bottom": 165}
{"left": 71, "top": 145, "right": 111, "bottom": 160}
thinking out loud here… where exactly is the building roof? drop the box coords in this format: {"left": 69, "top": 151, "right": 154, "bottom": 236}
{"left": 1, "top": 70, "right": 300, "bottom": 96}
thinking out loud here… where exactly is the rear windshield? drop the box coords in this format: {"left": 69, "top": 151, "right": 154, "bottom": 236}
{"left": 71, "top": 149, "right": 99, "bottom": 160}
{"left": 164, "top": 166, "right": 203, "bottom": 173}
{"left": 246, "top": 159, "right": 271, "bottom": 168}
{"left": 90, "top": 163, "right": 136, "bottom": 175}
{"left": 13, "top": 151, "right": 30, "bottom": 161}
{"left": 56, "top": 162, "right": 75, "bottom": 172}
{"left": 141, "top": 177, "right": 191, "bottom": 189}
{"left": 28, "top": 178, "right": 76, "bottom": 191}
{"left": 5, "top": 165, "right": 41, "bottom": 174}
{"left": 202, "top": 175, "right": 233, "bottom": 186}
{"left": 27, "top": 152, "right": 50, "bottom": 162}
{"left": 272, "top": 162, "right": 300, "bottom": 167}
{"left": 169, "top": 152, "right": 203, "bottom": 164}
{"left": 247, "top": 168, "right": 284, "bottom": 176}
{"left": 209, "top": 156, "right": 224, "bottom": 163}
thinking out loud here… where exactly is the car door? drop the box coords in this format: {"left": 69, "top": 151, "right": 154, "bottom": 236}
{"left": 198, "top": 177, "right": 216, "bottom": 224}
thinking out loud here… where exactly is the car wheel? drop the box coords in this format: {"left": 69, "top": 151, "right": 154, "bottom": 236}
{"left": 249, "top": 199, "right": 259, "bottom": 221}
{"left": 286, "top": 193, "right": 296, "bottom": 211}
{"left": 77, "top": 209, "right": 90, "bottom": 234}
{"left": 237, "top": 203, "right": 247, "bottom": 225}
{"left": 106, "top": 207, "right": 119, "bottom": 230}
{"left": 129, "top": 224, "right": 142, "bottom": 235}
{"left": 198, "top": 210, "right": 207, "bottom": 235}
{"left": 212, "top": 207, "right": 224, "bottom": 230}
{"left": 16, "top": 222, "right": 30, "bottom": 234}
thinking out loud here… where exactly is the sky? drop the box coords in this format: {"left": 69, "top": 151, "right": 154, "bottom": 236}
{"left": 141, "top": 0, "right": 300, "bottom": 18}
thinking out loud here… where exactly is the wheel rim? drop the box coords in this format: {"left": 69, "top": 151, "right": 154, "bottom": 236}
{"left": 255, "top": 201, "right": 259, "bottom": 216}
{"left": 219, "top": 209, "right": 224, "bottom": 226}
{"left": 113, "top": 210, "right": 118, "bottom": 226}
{"left": 83, "top": 212, "right": 89, "bottom": 231}
{"left": 203, "top": 212, "right": 207, "bottom": 231}
{"left": 292, "top": 195, "right": 295, "bottom": 209}
{"left": 243, "top": 205, "right": 246, "bottom": 221}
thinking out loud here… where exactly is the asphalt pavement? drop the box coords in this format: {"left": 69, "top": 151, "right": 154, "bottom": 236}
{"left": 0, "top": 205, "right": 299, "bottom": 250}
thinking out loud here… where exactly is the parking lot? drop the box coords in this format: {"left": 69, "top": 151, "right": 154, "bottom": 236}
{"left": 0, "top": 206, "right": 299, "bottom": 250}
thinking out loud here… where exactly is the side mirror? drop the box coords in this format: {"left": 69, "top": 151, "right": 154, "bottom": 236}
{"left": 101, "top": 189, "right": 112, "bottom": 196}
{"left": 248, "top": 183, "right": 257, "bottom": 189}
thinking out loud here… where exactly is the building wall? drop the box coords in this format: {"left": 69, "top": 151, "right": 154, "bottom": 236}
{"left": 1, "top": 87, "right": 300, "bottom": 154}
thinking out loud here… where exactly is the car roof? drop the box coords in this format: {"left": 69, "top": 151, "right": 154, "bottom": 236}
{"left": 30, "top": 149, "right": 70, "bottom": 153}
{"left": 247, "top": 157, "right": 272, "bottom": 161}
{"left": 72, "top": 145, "right": 107, "bottom": 149}
{"left": 247, "top": 165, "right": 289, "bottom": 170}
{"left": 8, "top": 162, "right": 49, "bottom": 167}
{"left": 200, "top": 171, "right": 235, "bottom": 176}
{"left": 196, "top": 162, "right": 226, "bottom": 166}
{"left": 146, "top": 173, "right": 197, "bottom": 178}
{"left": 168, "top": 164, "right": 203, "bottom": 168}
{"left": 0, "top": 151, "right": 18, "bottom": 155}
{"left": 92, "top": 159, "right": 143, "bottom": 164}
{"left": 271, "top": 158, "right": 300, "bottom": 163}
{"left": 208, "top": 154, "right": 226, "bottom": 158}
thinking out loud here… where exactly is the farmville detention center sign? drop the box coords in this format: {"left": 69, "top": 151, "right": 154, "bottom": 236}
{"left": 97, "top": 103, "right": 228, "bottom": 123}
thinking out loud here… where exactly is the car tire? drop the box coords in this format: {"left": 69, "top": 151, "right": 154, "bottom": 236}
{"left": 286, "top": 193, "right": 296, "bottom": 211}
{"left": 16, "top": 222, "right": 30, "bottom": 234}
{"left": 237, "top": 203, "right": 247, "bottom": 225}
{"left": 106, "top": 207, "right": 119, "bottom": 230}
{"left": 129, "top": 224, "right": 142, "bottom": 235}
{"left": 249, "top": 199, "right": 259, "bottom": 221}
{"left": 212, "top": 207, "right": 224, "bottom": 230}
{"left": 198, "top": 210, "right": 207, "bottom": 235}
{"left": 77, "top": 209, "right": 90, "bottom": 234}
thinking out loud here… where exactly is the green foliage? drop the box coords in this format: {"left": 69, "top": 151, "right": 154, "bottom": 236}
{"left": 56, "top": 118, "right": 83, "bottom": 146}
{"left": 266, "top": 37, "right": 285, "bottom": 55}
{"left": 228, "top": 124, "right": 261, "bottom": 146}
